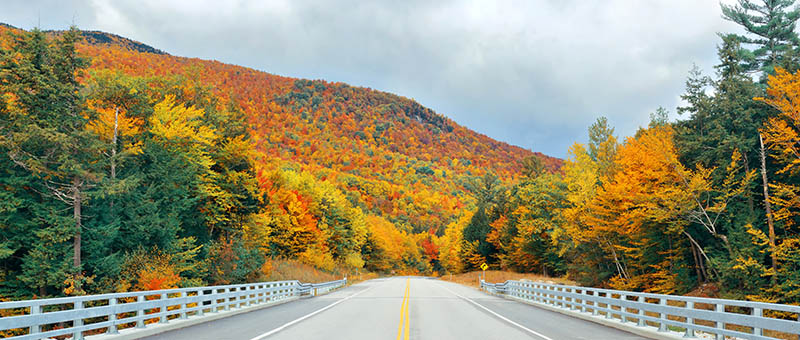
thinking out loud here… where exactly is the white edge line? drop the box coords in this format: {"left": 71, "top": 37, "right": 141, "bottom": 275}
{"left": 249, "top": 286, "right": 373, "bottom": 340}
{"left": 438, "top": 282, "right": 555, "bottom": 340}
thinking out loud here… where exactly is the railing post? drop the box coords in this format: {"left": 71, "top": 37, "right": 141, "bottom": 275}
{"left": 198, "top": 289, "right": 205, "bottom": 316}
{"left": 108, "top": 298, "right": 119, "bottom": 334}
{"left": 658, "top": 298, "right": 667, "bottom": 332}
{"left": 580, "top": 289, "right": 586, "bottom": 313}
{"left": 558, "top": 287, "right": 564, "bottom": 307}
{"left": 572, "top": 288, "right": 578, "bottom": 310}
{"left": 605, "top": 293, "right": 613, "bottom": 320}
{"left": 180, "top": 291, "right": 188, "bottom": 319}
{"left": 544, "top": 285, "right": 549, "bottom": 304}
{"left": 620, "top": 295, "right": 627, "bottom": 323}
{"left": 29, "top": 304, "right": 41, "bottom": 335}
{"left": 160, "top": 293, "right": 168, "bottom": 323}
{"left": 752, "top": 307, "right": 762, "bottom": 336}
{"left": 715, "top": 303, "right": 724, "bottom": 340}
{"left": 214, "top": 288, "right": 221, "bottom": 311}
{"left": 637, "top": 296, "right": 646, "bottom": 327}
{"left": 269, "top": 284, "right": 275, "bottom": 301}
{"left": 536, "top": 284, "right": 541, "bottom": 303}
{"left": 73, "top": 300, "right": 84, "bottom": 340}
{"left": 568, "top": 288, "right": 576, "bottom": 310}
{"left": 684, "top": 301, "right": 695, "bottom": 338}
{"left": 136, "top": 295, "right": 146, "bottom": 328}
{"left": 591, "top": 291, "right": 598, "bottom": 316}
{"left": 224, "top": 288, "right": 231, "bottom": 311}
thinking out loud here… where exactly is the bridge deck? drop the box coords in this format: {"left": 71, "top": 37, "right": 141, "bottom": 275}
{"left": 142, "top": 277, "right": 644, "bottom": 340}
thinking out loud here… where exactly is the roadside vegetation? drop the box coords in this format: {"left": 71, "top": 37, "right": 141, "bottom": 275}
{"left": 440, "top": 270, "right": 573, "bottom": 288}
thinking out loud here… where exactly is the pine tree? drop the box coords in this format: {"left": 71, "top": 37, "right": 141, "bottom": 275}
{"left": 0, "top": 27, "right": 101, "bottom": 294}
{"left": 722, "top": 0, "right": 800, "bottom": 76}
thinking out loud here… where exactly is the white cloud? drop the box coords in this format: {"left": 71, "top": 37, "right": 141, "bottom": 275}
{"left": 1, "top": 0, "right": 746, "bottom": 156}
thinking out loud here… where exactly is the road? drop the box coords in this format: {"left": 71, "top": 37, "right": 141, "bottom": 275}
{"left": 143, "top": 277, "right": 646, "bottom": 340}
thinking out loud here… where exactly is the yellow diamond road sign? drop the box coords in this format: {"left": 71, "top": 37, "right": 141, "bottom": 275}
{"left": 480, "top": 263, "right": 488, "bottom": 271}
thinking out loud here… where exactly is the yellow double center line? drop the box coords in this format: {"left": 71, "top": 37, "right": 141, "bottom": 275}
{"left": 396, "top": 278, "right": 410, "bottom": 340}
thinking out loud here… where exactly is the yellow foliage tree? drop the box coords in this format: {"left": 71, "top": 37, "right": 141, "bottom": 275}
{"left": 437, "top": 211, "right": 472, "bottom": 274}
{"left": 757, "top": 68, "right": 800, "bottom": 225}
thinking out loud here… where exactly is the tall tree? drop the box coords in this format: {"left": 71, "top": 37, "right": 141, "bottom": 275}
{"left": 587, "top": 117, "right": 618, "bottom": 182}
{"left": 0, "top": 28, "right": 101, "bottom": 293}
{"left": 462, "top": 172, "right": 503, "bottom": 267}
{"left": 722, "top": 0, "right": 800, "bottom": 76}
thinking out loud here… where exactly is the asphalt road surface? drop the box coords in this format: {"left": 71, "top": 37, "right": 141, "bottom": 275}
{"left": 143, "top": 277, "right": 646, "bottom": 340}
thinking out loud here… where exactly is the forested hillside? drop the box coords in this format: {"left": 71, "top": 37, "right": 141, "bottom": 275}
{"left": 0, "top": 24, "right": 557, "bottom": 299}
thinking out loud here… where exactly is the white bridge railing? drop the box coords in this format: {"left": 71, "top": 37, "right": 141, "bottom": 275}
{"left": 0, "top": 278, "right": 346, "bottom": 340}
{"left": 481, "top": 279, "right": 800, "bottom": 340}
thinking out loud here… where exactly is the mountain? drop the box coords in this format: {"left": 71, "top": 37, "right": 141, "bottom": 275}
{"left": 30, "top": 26, "right": 558, "bottom": 235}
{"left": 71, "top": 30, "right": 167, "bottom": 55}
{"left": 0, "top": 25, "right": 561, "bottom": 290}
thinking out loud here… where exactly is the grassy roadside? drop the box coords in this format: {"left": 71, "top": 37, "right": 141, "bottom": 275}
{"left": 264, "top": 259, "right": 380, "bottom": 285}
{"left": 440, "top": 270, "right": 574, "bottom": 288}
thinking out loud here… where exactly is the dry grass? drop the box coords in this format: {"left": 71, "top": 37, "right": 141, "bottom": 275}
{"left": 264, "top": 259, "right": 381, "bottom": 285}
{"left": 346, "top": 272, "right": 381, "bottom": 284}
{"left": 440, "top": 270, "right": 574, "bottom": 288}
{"left": 265, "top": 259, "right": 345, "bottom": 283}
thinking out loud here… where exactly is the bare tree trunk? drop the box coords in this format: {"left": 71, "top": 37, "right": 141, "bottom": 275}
{"left": 690, "top": 242, "right": 703, "bottom": 285}
{"left": 683, "top": 231, "right": 719, "bottom": 279}
{"left": 742, "top": 152, "right": 755, "bottom": 214}
{"left": 759, "top": 133, "right": 777, "bottom": 278}
{"left": 72, "top": 177, "right": 82, "bottom": 270}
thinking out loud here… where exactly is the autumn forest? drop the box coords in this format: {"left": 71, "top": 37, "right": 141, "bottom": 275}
{"left": 2, "top": 0, "right": 800, "bottom": 308}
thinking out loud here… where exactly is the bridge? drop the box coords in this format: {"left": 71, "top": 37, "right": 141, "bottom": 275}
{"left": 1, "top": 277, "right": 799, "bottom": 340}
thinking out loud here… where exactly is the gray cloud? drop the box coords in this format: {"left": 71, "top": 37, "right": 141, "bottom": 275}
{"left": 1, "top": 0, "right": 742, "bottom": 157}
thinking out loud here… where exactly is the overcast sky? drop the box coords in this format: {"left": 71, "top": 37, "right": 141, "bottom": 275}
{"left": 1, "top": 0, "right": 744, "bottom": 157}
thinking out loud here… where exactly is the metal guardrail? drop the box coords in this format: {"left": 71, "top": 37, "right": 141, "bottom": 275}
{"left": 296, "top": 279, "right": 347, "bottom": 297}
{"left": 0, "top": 278, "right": 346, "bottom": 340}
{"left": 481, "top": 280, "right": 800, "bottom": 340}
